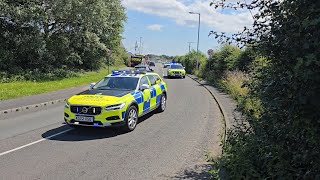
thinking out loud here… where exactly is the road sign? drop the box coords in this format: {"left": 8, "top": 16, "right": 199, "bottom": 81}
{"left": 207, "top": 49, "right": 214, "bottom": 56}
{"left": 106, "top": 49, "right": 112, "bottom": 56}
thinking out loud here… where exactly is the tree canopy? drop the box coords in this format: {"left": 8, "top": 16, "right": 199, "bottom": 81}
{"left": 0, "top": 0, "right": 126, "bottom": 81}
{"left": 209, "top": 0, "right": 320, "bottom": 178}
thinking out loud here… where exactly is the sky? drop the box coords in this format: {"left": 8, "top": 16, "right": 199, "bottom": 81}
{"left": 121, "top": 0, "right": 254, "bottom": 56}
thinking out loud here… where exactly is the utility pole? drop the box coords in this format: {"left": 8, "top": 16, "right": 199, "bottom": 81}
{"left": 135, "top": 41, "right": 138, "bottom": 54}
{"left": 187, "top": 42, "right": 195, "bottom": 53}
{"left": 141, "top": 41, "right": 144, "bottom": 55}
{"left": 139, "top": 37, "right": 142, "bottom": 54}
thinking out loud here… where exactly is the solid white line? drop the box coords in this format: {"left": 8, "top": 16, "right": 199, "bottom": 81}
{"left": 0, "top": 129, "right": 72, "bottom": 157}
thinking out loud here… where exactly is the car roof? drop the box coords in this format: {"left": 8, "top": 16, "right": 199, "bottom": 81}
{"left": 135, "top": 65, "right": 147, "bottom": 68}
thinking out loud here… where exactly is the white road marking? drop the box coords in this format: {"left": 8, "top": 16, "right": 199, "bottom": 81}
{"left": 0, "top": 129, "right": 72, "bottom": 157}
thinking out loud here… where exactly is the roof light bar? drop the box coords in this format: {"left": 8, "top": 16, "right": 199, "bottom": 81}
{"left": 111, "top": 69, "right": 146, "bottom": 76}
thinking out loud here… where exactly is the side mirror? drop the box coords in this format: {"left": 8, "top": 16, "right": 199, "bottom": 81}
{"left": 140, "top": 84, "right": 150, "bottom": 91}
{"left": 89, "top": 82, "right": 96, "bottom": 90}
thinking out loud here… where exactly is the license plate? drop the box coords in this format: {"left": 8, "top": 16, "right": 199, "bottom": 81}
{"left": 75, "top": 116, "right": 94, "bottom": 122}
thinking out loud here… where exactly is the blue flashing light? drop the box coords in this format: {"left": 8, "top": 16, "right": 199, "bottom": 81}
{"left": 111, "top": 69, "right": 146, "bottom": 76}
{"left": 111, "top": 70, "right": 131, "bottom": 75}
{"left": 93, "top": 123, "right": 99, "bottom": 126}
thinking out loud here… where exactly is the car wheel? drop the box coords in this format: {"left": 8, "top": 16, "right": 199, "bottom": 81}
{"left": 183, "top": 76, "right": 185, "bottom": 79}
{"left": 122, "top": 106, "right": 138, "bottom": 132}
{"left": 156, "top": 94, "right": 167, "bottom": 113}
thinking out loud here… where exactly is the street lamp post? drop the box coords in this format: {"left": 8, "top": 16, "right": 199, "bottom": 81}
{"left": 189, "top": 12, "right": 200, "bottom": 70}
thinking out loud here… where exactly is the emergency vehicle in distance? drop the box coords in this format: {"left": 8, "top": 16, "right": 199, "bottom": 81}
{"left": 164, "top": 63, "right": 186, "bottom": 79}
{"left": 129, "top": 54, "right": 149, "bottom": 67}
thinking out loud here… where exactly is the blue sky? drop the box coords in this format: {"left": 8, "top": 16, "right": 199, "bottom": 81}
{"left": 122, "top": 0, "right": 253, "bottom": 56}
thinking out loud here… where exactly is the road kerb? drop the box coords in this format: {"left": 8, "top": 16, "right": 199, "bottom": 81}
{"left": 0, "top": 98, "right": 67, "bottom": 115}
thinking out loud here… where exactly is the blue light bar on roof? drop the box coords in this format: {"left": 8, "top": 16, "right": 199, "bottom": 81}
{"left": 111, "top": 69, "right": 146, "bottom": 76}
{"left": 112, "top": 70, "right": 130, "bottom": 75}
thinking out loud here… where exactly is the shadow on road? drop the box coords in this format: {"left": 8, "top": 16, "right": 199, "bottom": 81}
{"left": 42, "top": 112, "right": 156, "bottom": 142}
{"left": 42, "top": 125, "right": 125, "bottom": 141}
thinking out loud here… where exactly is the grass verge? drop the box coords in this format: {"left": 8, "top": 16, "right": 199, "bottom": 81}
{"left": 0, "top": 65, "right": 125, "bottom": 100}
{"left": 217, "top": 70, "right": 262, "bottom": 119}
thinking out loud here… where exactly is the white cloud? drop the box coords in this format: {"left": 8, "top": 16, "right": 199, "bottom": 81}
{"left": 146, "top": 24, "right": 164, "bottom": 31}
{"left": 122, "top": 0, "right": 253, "bottom": 33}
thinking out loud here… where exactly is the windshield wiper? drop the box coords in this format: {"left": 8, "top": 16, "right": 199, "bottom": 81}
{"left": 96, "top": 87, "right": 111, "bottom": 90}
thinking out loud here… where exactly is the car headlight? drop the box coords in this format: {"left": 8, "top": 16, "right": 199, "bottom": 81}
{"left": 105, "top": 103, "right": 126, "bottom": 111}
{"left": 65, "top": 102, "right": 70, "bottom": 108}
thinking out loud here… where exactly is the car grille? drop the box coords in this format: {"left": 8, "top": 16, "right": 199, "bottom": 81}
{"left": 70, "top": 106, "right": 102, "bottom": 115}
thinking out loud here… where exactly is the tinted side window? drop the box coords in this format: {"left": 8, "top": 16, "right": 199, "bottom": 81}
{"left": 139, "top": 76, "right": 149, "bottom": 87}
{"left": 153, "top": 75, "right": 161, "bottom": 84}
{"left": 147, "top": 75, "right": 156, "bottom": 86}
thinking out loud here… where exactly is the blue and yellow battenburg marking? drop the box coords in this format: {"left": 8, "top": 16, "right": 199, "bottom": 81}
{"left": 64, "top": 70, "right": 167, "bottom": 127}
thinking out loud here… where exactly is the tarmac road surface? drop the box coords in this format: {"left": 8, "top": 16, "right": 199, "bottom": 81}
{"left": 0, "top": 64, "right": 222, "bottom": 180}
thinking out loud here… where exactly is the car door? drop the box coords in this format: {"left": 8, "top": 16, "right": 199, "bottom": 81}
{"left": 147, "top": 75, "right": 158, "bottom": 110}
{"left": 152, "top": 75, "right": 164, "bottom": 108}
{"left": 139, "top": 76, "right": 151, "bottom": 115}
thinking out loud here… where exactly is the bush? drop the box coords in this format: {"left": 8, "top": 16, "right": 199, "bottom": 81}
{"left": 0, "top": 0, "right": 126, "bottom": 80}
{"left": 175, "top": 50, "right": 207, "bottom": 74}
{"left": 209, "top": 0, "right": 320, "bottom": 178}
{"left": 219, "top": 71, "right": 249, "bottom": 99}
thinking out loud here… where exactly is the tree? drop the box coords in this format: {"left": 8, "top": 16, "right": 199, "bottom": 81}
{"left": 210, "top": 0, "right": 320, "bottom": 178}
{"left": 0, "top": 0, "right": 126, "bottom": 80}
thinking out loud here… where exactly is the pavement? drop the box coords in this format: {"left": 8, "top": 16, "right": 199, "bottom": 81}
{"left": 0, "top": 64, "right": 224, "bottom": 180}
{"left": 0, "top": 85, "right": 88, "bottom": 114}
{"left": 187, "top": 74, "right": 243, "bottom": 130}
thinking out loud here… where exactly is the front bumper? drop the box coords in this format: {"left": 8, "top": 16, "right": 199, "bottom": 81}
{"left": 168, "top": 71, "right": 185, "bottom": 77}
{"left": 64, "top": 106, "right": 126, "bottom": 128}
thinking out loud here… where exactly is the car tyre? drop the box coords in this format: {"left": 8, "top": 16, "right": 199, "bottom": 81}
{"left": 122, "top": 105, "right": 138, "bottom": 132}
{"left": 156, "top": 94, "right": 167, "bottom": 113}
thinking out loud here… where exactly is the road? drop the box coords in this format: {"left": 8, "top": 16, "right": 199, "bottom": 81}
{"left": 0, "top": 64, "right": 223, "bottom": 180}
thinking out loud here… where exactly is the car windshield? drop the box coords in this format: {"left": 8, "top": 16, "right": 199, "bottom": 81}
{"left": 135, "top": 66, "right": 146, "bottom": 69}
{"left": 93, "top": 77, "right": 139, "bottom": 91}
{"left": 170, "top": 65, "right": 184, "bottom": 69}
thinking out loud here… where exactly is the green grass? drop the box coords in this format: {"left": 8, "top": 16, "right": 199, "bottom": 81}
{"left": 217, "top": 70, "right": 263, "bottom": 119}
{"left": 0, "top": 65, "right": 125, "bottom": 100}
{"left": 218, "top": 71, "right": 249, "bottom": 100}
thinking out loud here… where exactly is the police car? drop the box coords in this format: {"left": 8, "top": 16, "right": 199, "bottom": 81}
{"left": 165, "top": 63, "right": 186, "bottom": 78}
{"left": 134, "top": 64, "right": 154, "bottom": 72}
{"left": 64, "top": 70, "right": 168, "bottom": 131}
